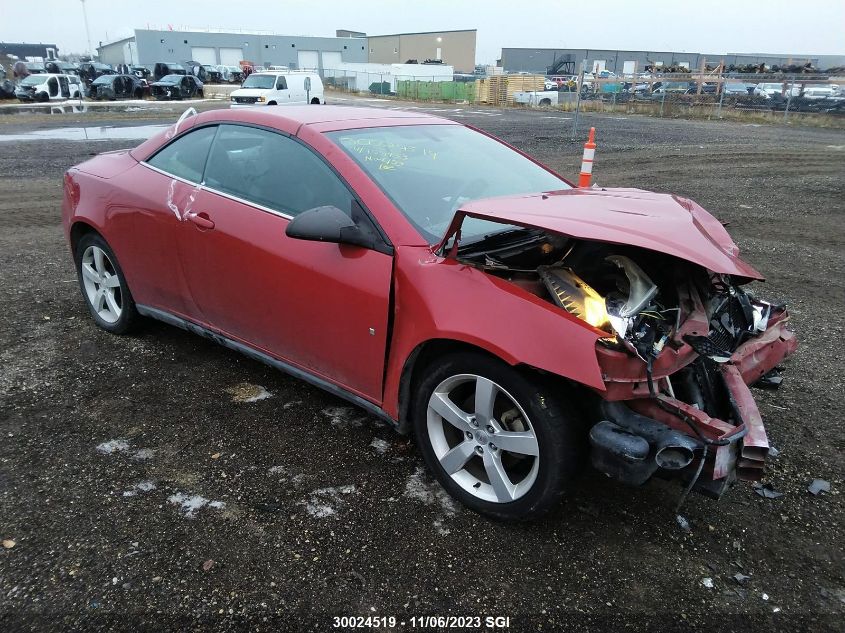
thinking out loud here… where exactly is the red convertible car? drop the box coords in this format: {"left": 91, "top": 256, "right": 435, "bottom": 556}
{"left": 62, "top": 106, "right": 796, "bottom": 520}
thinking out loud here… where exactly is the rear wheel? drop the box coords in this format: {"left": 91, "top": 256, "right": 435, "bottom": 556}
{"left": 413, "top": 352, "right": 584, "bottom": 520}
{"left": 75, "top": 233, "right": 138, "bottom": 334}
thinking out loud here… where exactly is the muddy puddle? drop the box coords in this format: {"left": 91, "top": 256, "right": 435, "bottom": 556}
{"left": 0, "top": 124, "right": 169, "bottom": 142}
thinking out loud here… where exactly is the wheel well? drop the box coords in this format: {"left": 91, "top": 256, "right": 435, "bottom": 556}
{"left": 539, "top": 98, "right": 552, "bottom": 106}
{"left": 310, "top": 97, "right": 320, "bottom": 104}
{"left": 69, "top": 221, "right": 99, "bottom": 256}
{"left": 397, "top": 339, "right": 580, "bottom": 434}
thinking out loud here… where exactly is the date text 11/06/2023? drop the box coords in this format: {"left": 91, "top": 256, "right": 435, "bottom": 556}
{"left": 332, "top": 615, "right": 512, "bottom": 628}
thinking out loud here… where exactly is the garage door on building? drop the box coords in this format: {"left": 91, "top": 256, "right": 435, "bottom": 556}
{"left": 219, "top": 48, "right": 244, "bottom": 67}
{"left": 321, "top": 51, "right": 342, "bottom": 71}
{"left": 622, "top": 60, "right": 637, "bottom": 75}
{"left": 297, "top": 50, "right": 319, "bottom": 70}
{"left": 191, "top": 47, "right": 217, "bottom": 65}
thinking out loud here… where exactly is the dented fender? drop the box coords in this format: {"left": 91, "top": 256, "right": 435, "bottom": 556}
{"left": 381, "top": 246, "right": 606, "bottom": 420}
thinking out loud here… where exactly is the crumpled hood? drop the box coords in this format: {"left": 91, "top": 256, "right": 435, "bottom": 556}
{"left": 442, "top": 187, "right": 763, "bottom": 280}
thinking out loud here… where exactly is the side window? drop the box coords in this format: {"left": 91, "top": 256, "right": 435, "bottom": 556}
{"left": 48, "top": 77, "right": 58, "bottom": 96}
{"left": 276, "top": 77, "right": 287, "bottom": 90}
{"left": 203, "top": 124, "right": 353, "bottom": 217}
{"left": 147, "top": 126, "right": 217, "bottom": 183}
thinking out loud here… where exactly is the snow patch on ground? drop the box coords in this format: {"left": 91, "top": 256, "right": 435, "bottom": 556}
{"left": 132, "top": 448, "right": 156, "bottom": 460}
{"left": 404, "top": 467, "right": 459, "bottom": 519}
{"left": 321, "top": 406, "right": 366, "bottom": 429}
{"left": 282, "top": 400, "right": 303, "bottom": 409}
{"left": 433, "top": 519, "right": 451, "bottom": 536}
{"left": 96, "top": 439, "right": 130, "bottom": 454}
{"left": 168, "top": 492, "right": 227, "bottom": 518}
{"left": 123, "top": 481, "right": 157, "bottom": 497}
{"left": 97, "top": 440, "right": 156, "bottom": 461}
{"left": 369, "top": 438, "right": 391, "bottom": 454}
{"left": 301, "top": 485, "right": 357, "bottom": 518}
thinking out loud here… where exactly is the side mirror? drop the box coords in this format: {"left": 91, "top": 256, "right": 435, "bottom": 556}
{"left": 285, "top": 205, "right": 374, "bottom": 249}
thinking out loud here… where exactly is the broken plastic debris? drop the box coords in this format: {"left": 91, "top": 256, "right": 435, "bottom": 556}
{"left": 807, "top": 479, "right": 830, "bottom": 496}
{"left": 675, "top": 514, "right": 691, "bottom": 532}
{"left": 202, "top": 559, "right": 215, "bottom": 572}
{"left": 753, "top": 483, "right": 784, "bottom": 499}
{"left": 733, "top": 573, "right": 750, "bottom": 585}
{"left": 702, "top": 578, "right": 714, "bottom": 588}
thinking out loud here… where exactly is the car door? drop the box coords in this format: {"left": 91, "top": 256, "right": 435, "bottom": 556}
{"left": 58, "top": 76, "right": 70, "bottom": 98}
{"left": 47, "top": 76, "right": 59, "bottom": 99}
{"left": 178, "top": 124, "right": 393, "bottom": 403}
{"left": 125, "top": 125, "right": 219, "bottom": 317}
{"left": 274, "top": 75, "right": 289, "bottom": 102}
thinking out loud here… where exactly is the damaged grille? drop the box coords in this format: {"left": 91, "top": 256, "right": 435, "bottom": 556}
{"left": 685, "top": 291, "right": 756, "bottom": 361}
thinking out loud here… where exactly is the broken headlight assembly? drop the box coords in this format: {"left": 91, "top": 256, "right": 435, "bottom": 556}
{"left": 539, "top": 255, "right": 672, "bottom": 362}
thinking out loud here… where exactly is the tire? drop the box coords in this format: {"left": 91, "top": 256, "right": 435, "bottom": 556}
{"left": 413, "top": 352, "right": 584, "bottom": 521}
{"left": 74, "top": 233, "right": 138, "bottom": 335}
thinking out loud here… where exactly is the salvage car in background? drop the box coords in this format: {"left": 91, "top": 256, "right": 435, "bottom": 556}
{"left": 88, "top": 74, "right": 147, "bottom": 100}
{"left": 203, "top": 65, "right": 223, "bottom": 83}
{"left": 722, "top": 82, "right": 754, "bottom": 96}
{"left": 753, "top": 82, "right": 800, "bottom": 98}
{"left": 62, "top": 107, "right": 796, "bottom": 520}
{"left": 153, "top": 62, "right": 187, "bottom": 81}
{"left": 150, "top": 74, "right": 203, "bottom": 100}
{"left": 216, "top": 65, "right": 244, "bottom": 83}
{"left": 78, "top": 62, "right": 115, "bottom": 85}
{"left": 15, "top": 73, "right": 82, "bottom": 101}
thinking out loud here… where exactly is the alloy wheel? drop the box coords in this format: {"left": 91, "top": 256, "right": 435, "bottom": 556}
{"left": 426, "top": 374, "right": 540, "bottom": 503}
{"left": 80, "top": 245, "right": 123, "bottom": 324}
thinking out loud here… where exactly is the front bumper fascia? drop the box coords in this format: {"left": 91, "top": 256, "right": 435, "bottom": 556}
{"left": 595, "top": 313, "right": 797, "bottom": 494}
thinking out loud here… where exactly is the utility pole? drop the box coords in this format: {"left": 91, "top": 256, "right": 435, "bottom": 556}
{"left": 81, "top": 0, "right": 94, "bottom": 58}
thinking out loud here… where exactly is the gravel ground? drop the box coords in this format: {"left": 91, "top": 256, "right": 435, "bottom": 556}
{"left": 0, "top": 96, "right": 843, "bottom": 632}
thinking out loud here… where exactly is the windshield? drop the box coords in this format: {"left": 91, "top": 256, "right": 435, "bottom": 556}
{"left": 92, "top": 75, "right": 113, "bottom": 85}
{"left": 20, "top": 76, "right": 44, "bottom": 86}
{"left": 241, "top": 74, "right": 276, "bottom": 89}
{"left": 159, "top": 75, "right": 183, "bottom": 84}
{"left": 327, "top": 125, "right": 570, "bottom": 243}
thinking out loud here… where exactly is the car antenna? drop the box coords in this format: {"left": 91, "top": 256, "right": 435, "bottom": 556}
{"left": 173, "top": 107, "right": 197, "bottom": 135}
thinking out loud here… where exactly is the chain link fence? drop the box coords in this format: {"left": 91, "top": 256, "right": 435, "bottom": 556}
{"left": 318, "top": 68, "right": 844, "bottom": 125}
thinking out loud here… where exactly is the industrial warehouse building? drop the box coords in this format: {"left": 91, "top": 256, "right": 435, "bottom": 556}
{"left": 97, "top": 28, "right": 477, "bottom": 73}
{"left": 364, "top": 29, "right": 476, "bottom": 73}
{"left": 97, "top": 29, "right": 368, "bottom": 71}
{"left": 500, "top": 48, "right": 829, "bottom": 75}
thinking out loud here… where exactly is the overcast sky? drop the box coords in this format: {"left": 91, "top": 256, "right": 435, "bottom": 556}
{"left": 2, "top": 0, "right": 843, "bottom": 62}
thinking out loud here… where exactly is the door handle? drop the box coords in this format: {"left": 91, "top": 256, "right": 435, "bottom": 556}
{"left": 185, "top": 211, "right": 215, "bottom": 230}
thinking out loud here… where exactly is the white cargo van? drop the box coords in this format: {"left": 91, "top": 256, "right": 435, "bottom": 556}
{"left": 230, "top": 71, "right": 324, "bottom": 107}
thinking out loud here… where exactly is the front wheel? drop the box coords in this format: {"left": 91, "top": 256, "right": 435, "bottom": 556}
{"left": 413, "top": 352, "right": 584, "bottom": 520}
{"left": 75, "top": 233, "right": 138, "bottom": 334}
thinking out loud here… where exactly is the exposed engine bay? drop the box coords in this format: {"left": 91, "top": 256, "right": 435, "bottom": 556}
{"left": 456, "top": 226, "right": 796, "bottom": 499}
{"left": 456, "top": 227, "right": 777, "bottom": 365}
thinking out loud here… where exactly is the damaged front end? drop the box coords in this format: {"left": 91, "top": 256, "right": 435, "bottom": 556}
{"left": 442, "top": 191, "right": 797, "bottom": 499}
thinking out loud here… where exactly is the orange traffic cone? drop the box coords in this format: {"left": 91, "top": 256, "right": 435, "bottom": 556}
{"left": 578, "top": 127, "right": 596, "bottom": 188}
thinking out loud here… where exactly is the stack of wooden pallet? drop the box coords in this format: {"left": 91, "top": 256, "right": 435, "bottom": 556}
{"left": 475, "top": 74, "right": 546, "bottom": 105}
